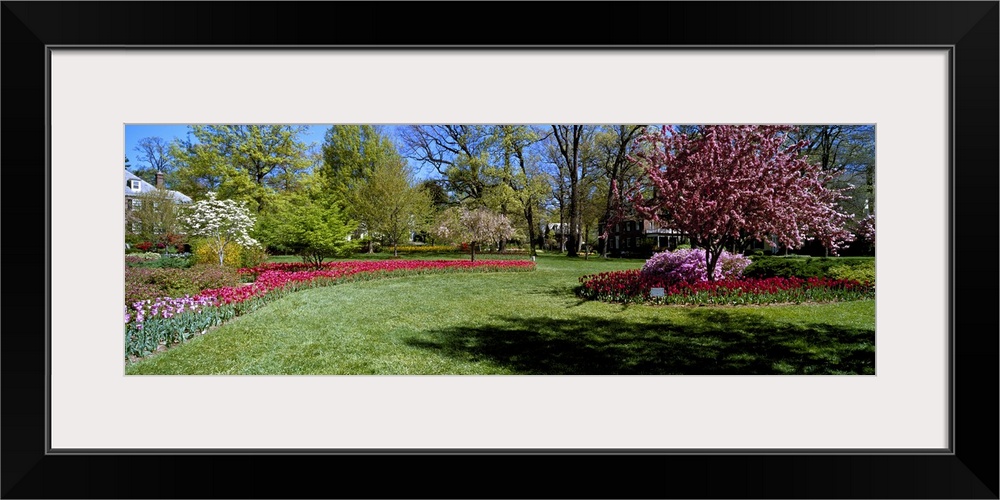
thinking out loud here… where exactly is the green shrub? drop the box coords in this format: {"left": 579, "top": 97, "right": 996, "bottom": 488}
{"left": 392, "top": 245, "right": 460, "bottom": 253}
{"left": 239, "top": 244, "right": 269, "bottom": 269}
{"left": 127, "top": 257, "right": 193, "bottom": 269}
{"left": 744, "top": 256, "right": 874, "bottom": 280}
{"left": 744, "top": 257, "right": 817, "bottom": 279}
{"left": 829, "top": 261, "right": 875, "bottom": 284}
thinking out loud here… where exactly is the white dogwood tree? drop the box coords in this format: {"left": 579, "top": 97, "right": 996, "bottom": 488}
{"left": 181, "top": 192, "right": 260, "bottom": 266}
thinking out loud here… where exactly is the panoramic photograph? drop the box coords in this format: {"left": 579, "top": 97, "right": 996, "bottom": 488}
{"left": 123, "top": 124, "right": 876, "bottom": 375}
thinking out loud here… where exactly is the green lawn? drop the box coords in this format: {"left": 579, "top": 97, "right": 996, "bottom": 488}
{"left": 126, "top": 255, "right": 875, "bottom": 375}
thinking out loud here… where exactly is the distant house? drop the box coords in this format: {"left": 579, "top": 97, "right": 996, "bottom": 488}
{"left": 125, "top": 170, "right": 191, "bottom": 206}
{"left": 544, "top": 223, "right": 569, "bottom": 238}
{"left": 542, "top": 222, "right": 569, "bottom": 251}
{"left": 125, "top": 170, "right": 192, "bottom": 234}
{"left": 604, "top": 218, "right": 688, "bottom": 257}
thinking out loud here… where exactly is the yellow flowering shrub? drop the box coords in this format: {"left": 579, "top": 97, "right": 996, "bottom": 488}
{"left": 192, "top": 239, "right": 242, "bottom": 268}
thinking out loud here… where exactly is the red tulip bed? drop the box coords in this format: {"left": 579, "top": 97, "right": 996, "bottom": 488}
{"left": 126, "top": 259, "right": 535, "bottom": 359}
{"left": 577, "top": 269, "right": 874, "bottom": 306}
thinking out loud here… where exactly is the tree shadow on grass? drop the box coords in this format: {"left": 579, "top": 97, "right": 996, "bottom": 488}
{"left": 405, "top": 309, "right": 875, "bottom": 375}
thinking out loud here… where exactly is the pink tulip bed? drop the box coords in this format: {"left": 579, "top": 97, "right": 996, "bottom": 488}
{"left": 577, "top": 269, "right": 873, "bottom": 306}
{"left": 577, "top": 249, "right": 873, "bottom": 306}
{"left": 125, "top": 259, "right": 535, "bottom": 359}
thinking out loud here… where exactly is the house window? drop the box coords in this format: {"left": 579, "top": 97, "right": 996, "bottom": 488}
{"left": 128, "top": 179, "right": 141, "bottom": 191}
{"left": 132, "top": 199, "right": 142, "bottom": 209}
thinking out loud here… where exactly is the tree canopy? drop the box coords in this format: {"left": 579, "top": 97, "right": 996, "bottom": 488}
{"left": 130, "top": 136, "right": 174, "bottom": 186}
{"left": 171, "top": 125, "right": 311, "bottom": 213}
{"left": 320, "top": 125, "right": 398, "bottom": 197}
{"left": 131, "top": 123, "right": 873, "bottom": 261}
{"left": 347, "top": 157, "right": 433, "bottom": 257}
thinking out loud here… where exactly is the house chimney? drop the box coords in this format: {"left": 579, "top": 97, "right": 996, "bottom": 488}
{"left": 155, "top": 171, "right": 164, "bottom": 189}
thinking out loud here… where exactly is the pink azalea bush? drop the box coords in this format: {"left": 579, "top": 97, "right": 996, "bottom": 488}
{"left": 640, "top": 248, "right": 751, "bottom": 284}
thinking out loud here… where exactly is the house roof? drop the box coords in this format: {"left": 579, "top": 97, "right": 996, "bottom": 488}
{"left": 125, "top": 170, "right": 192, "bottom": 203}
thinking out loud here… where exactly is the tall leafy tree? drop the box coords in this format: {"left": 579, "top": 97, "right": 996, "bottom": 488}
{"left": 256, "top": 181, "right": 357, "bottom": 268}
{"left": 593, "top": 125, "right": 647, "bottom": 256}
{"left": 319, "top": 125, "right": 398, "bottom": 197}
{"left": 540, "top": 143, "right": 570, "bottom": 252}
{"left": 550, "top": 125, "right": 594, "bottom": 257}
{"left": 488, "top": 125, "right": 550, "bottom": 256}
{"left": 418, "top": 178, "right": 451, "bottom": 210}
{"left": 401, "top": 125, "right": 494, "bottom": 203}
{"left": 168, "top": 133, "right": 223, "bottom": 201}
{"left": 791, "top": 125, "right": 876, "bottom": 215}
{"left": 347, "top": 157, "right": 433, "bottom": 257}
{"left": 320, "top": 126, "right": 410, "bottom": 249}
{"left": 170, "top": 125, "right": 310, "bottom": 213}
{"left": 624, "top": 125, "right": 855, "bottom": 280}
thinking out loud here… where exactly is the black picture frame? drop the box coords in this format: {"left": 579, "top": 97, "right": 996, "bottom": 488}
{"left": 3, "top": 2, "right": 996, "bottom": 498}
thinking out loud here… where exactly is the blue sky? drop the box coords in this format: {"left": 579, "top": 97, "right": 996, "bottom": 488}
{"left": 125, "top": 124, "right": 328, "bottom": 162}
{"left": 123, "top": 124, "right": 431, "bottom": 179}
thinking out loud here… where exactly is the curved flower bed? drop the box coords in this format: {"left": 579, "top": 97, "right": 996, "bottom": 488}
{"left": 577, "top": 269, "right": 873, "bottom": 306}
{"left": 126, "top": 259, "right": 535, "bottom": 359}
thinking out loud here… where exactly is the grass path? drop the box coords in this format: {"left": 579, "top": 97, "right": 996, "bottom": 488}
{"left": 126, "top": 256, "right": 875, "bottom": 375}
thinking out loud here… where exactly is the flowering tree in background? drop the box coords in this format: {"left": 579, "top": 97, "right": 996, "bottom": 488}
{"left": 622, "top": 125, "right": 855, "bottom": 280}
{"left": 182, "top": 192, "right": 260, "bottom": 266}
{"left": 856, "top": 213, "right": 875, "bottom": 246}
{"left": 434, "top": 206, "right": 515, "bottom": 261}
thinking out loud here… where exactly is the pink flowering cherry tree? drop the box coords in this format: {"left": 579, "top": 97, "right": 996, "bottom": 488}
{"left": 621, "top": 125, "right": 855, "bottom": 281}
{"left": 434, "top": 206, "right": 515, "bottom": 262}
{"left": 856, "top": 213, "right": 875, "bottom": 246}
